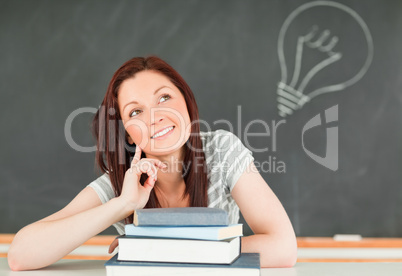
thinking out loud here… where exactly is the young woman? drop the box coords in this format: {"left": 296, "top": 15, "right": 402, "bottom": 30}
{"left": 8, "top": 56, "right": 297, "bottom": 270}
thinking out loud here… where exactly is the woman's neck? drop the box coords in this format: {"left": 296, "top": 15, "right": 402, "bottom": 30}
{"left": 145, "top": 147, "right": 188, "bottom": 204}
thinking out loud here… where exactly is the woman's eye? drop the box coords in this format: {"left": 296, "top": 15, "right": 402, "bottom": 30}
{"left": 160, "top": 94, "right": 171, "bottom": 103}
{"left": 129, "top": 109, "right": 142, "bottom": 117}
{"left": 128, "top": 95, "right": 170, "bottom": 117}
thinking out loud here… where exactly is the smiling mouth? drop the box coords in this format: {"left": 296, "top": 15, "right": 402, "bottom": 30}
{"left": 151, "top": 126, "right": 175, "bottom": 139}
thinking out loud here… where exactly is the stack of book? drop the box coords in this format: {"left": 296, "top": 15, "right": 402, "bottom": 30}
{"left": 105, "top": 207, "right": 260, "bottom": 275}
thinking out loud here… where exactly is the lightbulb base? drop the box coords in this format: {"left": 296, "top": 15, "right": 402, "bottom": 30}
{"left": 277, "top": 82, "right": 310, "bottom": 117}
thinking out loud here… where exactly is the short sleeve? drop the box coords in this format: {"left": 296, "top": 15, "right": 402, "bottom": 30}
{"left": 87, "top": 173, "right": 115, "bottom": 204}
{"left": 215, "top": 130, "right": 255, "bottom": 192}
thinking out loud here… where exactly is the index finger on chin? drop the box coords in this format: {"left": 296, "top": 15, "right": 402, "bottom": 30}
{"left": 132, "top": 145, "right": 142, "bottom": 165}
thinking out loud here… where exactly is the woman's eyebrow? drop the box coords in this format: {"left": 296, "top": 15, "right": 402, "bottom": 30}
{"left": 123, "top": 85, "right": 170, "bottom": 112}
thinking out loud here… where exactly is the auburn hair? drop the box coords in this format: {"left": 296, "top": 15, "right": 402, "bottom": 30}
{"left": 91, "top": 56, "right": 208, "bottom": 223}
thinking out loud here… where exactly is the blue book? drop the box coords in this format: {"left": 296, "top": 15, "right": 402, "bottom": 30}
{"left": 133, "top": 207, "right": 229, "bottom": 226}
{"left": 105, "top": 253, "right": 260, "bottom": 276}
{"left": 124, "top": 224, "right": 243, "bottom": 240}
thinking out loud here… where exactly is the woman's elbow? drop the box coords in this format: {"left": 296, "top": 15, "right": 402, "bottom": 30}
{"left": 281, "top": 249, "right": 298, "bottom": 268}
{"left": 7, "top": 247, "right": 24, "bottom": 271}
{"left": 7, "top": 247, "right": 48, "bottom": 271}
{"left": 284, "top": 240, "right": 298, "bottom": 267}
{"left": 7, "top": 236, "right": 39, "bottom": 271}
{"left": 7, "top": 233, "right": 28, "bottom": 271}
{"left": 261, "top": 236, "right": 298, "bottom": 268}
{"left": 278, "top": 237, "right": 298, "bottom": 268}
{"left": 260, "top": 250, "right": 297, "bottom": 268}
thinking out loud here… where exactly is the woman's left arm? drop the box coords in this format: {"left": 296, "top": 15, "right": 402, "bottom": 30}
{"left": 231, "top": 161, "right": 297, "bottom": 268}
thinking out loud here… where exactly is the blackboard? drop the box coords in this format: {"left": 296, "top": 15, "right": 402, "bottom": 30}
{"left": 1, "top": 0, "right": 402, "bottom": 237}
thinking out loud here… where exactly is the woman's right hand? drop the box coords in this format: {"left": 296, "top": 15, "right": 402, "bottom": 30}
{"left": 119, "top": 145, "right": 167, "bottom": 211}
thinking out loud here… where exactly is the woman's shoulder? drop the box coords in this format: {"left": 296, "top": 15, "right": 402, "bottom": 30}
{"left": 89, "top": 172, "right": 111, "bottom": 186}
{"left": 87, "top": 173, "right": 114, "bottom": 204}
{"left": 199, "top": 129, "right": 240, "bottom": 150}
{"left": 200, "top": 128, "right": 253, "bottom": 166}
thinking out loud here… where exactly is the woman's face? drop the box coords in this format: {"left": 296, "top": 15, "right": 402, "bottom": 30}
{"left": 118, "top": 70, "right": 191, "bottom": 156}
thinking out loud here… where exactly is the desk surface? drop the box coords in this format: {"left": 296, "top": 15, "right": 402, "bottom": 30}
{"left": 1, "top": 258, "right": 402, "bottom": 276}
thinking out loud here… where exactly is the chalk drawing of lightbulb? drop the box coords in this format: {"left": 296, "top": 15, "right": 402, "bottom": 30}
{"left": 277, "top": 1, "right": 374, "bottom": 117}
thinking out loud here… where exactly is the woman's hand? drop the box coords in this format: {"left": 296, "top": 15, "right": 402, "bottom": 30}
{"left": 119, "top": 145, "right": 167, "bottom": 212}
{"left": 108, "top": 238, "right": 119, "bottom": 254}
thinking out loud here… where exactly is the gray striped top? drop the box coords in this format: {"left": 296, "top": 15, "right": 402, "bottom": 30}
{"left": 88, "top": 129, "right": 254, "bottom": 234}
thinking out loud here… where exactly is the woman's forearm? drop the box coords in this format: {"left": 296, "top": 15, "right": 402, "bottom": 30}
{"left": 241, "top": 233, "right": 297, "bottom": 268}
{"left": 8, "top": 197, "right": 130, "bottom": 271}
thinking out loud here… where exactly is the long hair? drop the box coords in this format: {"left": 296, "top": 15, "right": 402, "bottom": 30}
{"left": 91, "top": 56, "right": 208, "bottom": 223}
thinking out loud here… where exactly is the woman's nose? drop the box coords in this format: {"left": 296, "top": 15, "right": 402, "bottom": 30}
{"left": 150, "top": 110, "right": 164, "bottom": 126}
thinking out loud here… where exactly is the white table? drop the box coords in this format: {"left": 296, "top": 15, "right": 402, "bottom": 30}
{"left": 1, "top": 258, "right": 402, "bottom": 276}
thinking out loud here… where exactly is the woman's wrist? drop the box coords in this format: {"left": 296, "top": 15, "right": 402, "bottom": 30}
{"left": 114, "top": 196, "right": 140, "bottom": 217}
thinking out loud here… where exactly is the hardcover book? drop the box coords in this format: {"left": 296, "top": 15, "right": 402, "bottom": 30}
{"left": 105, "top": 253, "right": 260, "bottom": 276}
{"left": 133, "top": 207, "right": 229, "bottom": 226}
{"left": 117, "top": 236, "right": 241, "bottom": 264}
{"left": 125, "top": 223, "right": 243, "bottom": 240}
